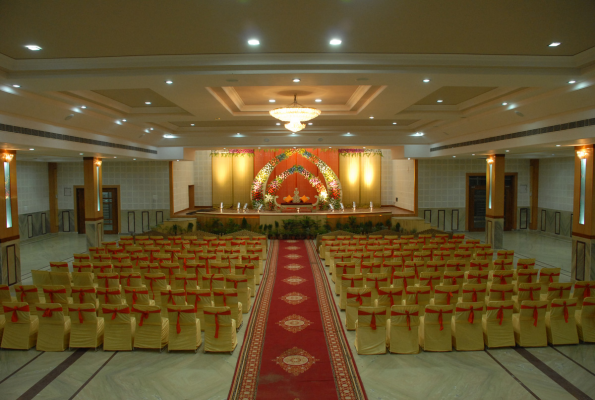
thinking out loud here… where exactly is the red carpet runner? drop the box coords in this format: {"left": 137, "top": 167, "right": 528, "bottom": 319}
{"left": 229, "top": 240, "right": 366, "bottom": 400}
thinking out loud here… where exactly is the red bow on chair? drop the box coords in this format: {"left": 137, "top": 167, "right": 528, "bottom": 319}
{"left": 97, "top": 274, "right": 117, "bottom": 288}
{"left": 498, "top": 274, "right": 511, "bottom": 285}
{"left": 102, "top": 307, "right": 130, "bottom": 320}
{"left": 456, "top": 305, "right": 482, "bottom": 324}
{"left": 70, "top": 307, "right": 96, "bottom": 324}
{"left": 204, "top": 309, "right": 231, "bottom": 338}
{"left": 541, "top": 271, "right": 560, "bottom": 283}
{"left": 36, "top": 306, "right": 59, "bottom": 318}
{"left": 487, "top": 304, "right": 513, "bottom": 325}
{"left": 435, "top": 288, "right": 455, "bottom": 305}
{"left": 132, "top": 306, "right": 160, "bottom": 326}
{"left": 358, "top": 310, "right": 380, "bottom": 330}
{"left": 4, "top": 304, "right": 30, "bottom": 322}
{"left": 126, "top": 288, "right": 148, "bottom": 305}
{"left": 368, "top": 276, "right": 387, "bottom": 291}
{"left": 72, "top": 287, "right": 95, "bottom": 304}
{"left": 521, "top": 304, "right": 547, "bottom": 327}
{"left": 551, "top": 301, "right": 572, "bottom": 323}
{"left": 463, "top": 288, "right": 479, "bottom": 302}
{"left": 236, "top": 264, "right": 254, "bottom": 276}
{"left": 342, "top": 276, "right": 363, "bottom": 288}
{"left": 228, "top": 278, "right": 247, "bottom": 289}
{"left": 518, "top": 286, "right": 540, "bottom": 301}
{"left": 425, "top": 308, "right": 453, "bottom": 331}
{"left": 144, "top": 275, "right": 166, "bottom": 299}
{"left": 43, "top": 287, "right": 66, "bottom": 303}
{"left": 391, "top": 309, "right": 418, "bottom": 330}
{"left": 168, "top": 307, "right": 196, "bottom": 334}
{"left": 419, "top": 275, "right": 440, "bottom": 291}
{"left": 15, "top": 286, "right": 38, "bottom": 302}
{"left": 491, "top": 287, "right": 513, "bottom": 301}
{"left": 347, "top": 291, "right": 371, "bottom": 306}
{"left": 191, "top": 292, "right": 212, "bottom": 312}
{"left": 575, "top": 282, "right": 594, "bottom": 298}
{"left": 548, "top": 285, "right": 571, "bottom": 299}
{"left": 214, "top": 291, "right": 237, "bottom": 307}
{"left": 99, "top": 289, "right": 120, "bottom": 304}
{"left": 378, "top": 288, "right": 402, "bottom": 307}
{"left": 205, "top": 275, "right": 225, "bottom": 291}
{"left": 163, "top": 290, "right": 180, "bottom": 306}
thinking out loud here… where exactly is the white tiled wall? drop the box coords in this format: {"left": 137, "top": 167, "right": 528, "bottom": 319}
{"left": 418, "top": 158, "right": 530, "bottom": 208}
{"left": 194, "top": 150, "right": 212, "bottom": 206}
{"left": 381, "top": 149, "right": 393, "bottom": 205}
{"left": 538, "top": 157, "right": 574, "bottom": 212}
{"left": 16, "top": 161, "right": 50, "bottom": 214}
{"left": 103, "top": 161, "right": 169, "bottom": 210}
{"left": 173, "top": 160, "right": 194, "bottom": 213}
{"left": 393, "top": 159, "right": 415, "bottom": 211}
{"left": 57, "top": 162, "right": 84, "bottom": 210}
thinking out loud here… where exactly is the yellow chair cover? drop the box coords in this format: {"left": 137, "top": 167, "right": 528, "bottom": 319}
{"left": 538, "top": 268, "right": 561, "bottom": 293}
{"left": 1, "top": 302, "right": 38, "bottom": 349}
{"left": 119, "top": 272, "right": 143, "bottom": 288}
{"left": 71, "top": 286, "right": 99, "bottom": 308}
{"left": 167, "top": 306, "right": 199, "bottom": 351}
{"left": 452, "top": 302, "right": 484, "bottom": 351}
{"left": 225, "top": 276, "right": 251, "bottom": 313}
{"left": 72, "top": 272, "right": 95, "bottom": 288}
{"left": 402, "top": 286, "right": 431, "bottom": 316}
{"left": 204, "top": 306, "right": 237, "bottom": 353}
{"left": 513, "top": 300, "right": 548, "bottom": 347}
{"left": 420, "top": 305, "right": 453, "bottom": 352}
{"left": 235, "top": 263, "right": 257, "bottom": 296}
{"left": 346, "top": 287, "right": 373, "bottom": 330}
{"left": 577, "top": 297, "right": 595, "bottom": 342}
{"left": 124, "top": 286, "right": 155, "bottom": 307}
{"left": 132, "top": 304, "right": 168, "bottom": 350}
{"left": 573, "top": 281, "right": 595, "bottom": 308}
{"left": 432, "top": 285, "right": 460, "bottom": 306}
{"left": 460, "top": 283, "right": 487, "bottom": 304}
{"left": 387, "top": 305, "right": 420, "bottom": 354}
{"left": 364, "top": 273, "right": 389, "bottom": 303}
{"left": 418, "top": 272, "right": 442, "bottom": 295}
{"left": 213, "top": 289, "right": 243, "bottom": 328}
{"left": 340, "top": 274, "right": 364, "bottom": 310}
{"left": 143, "top": 273, "right": 170, "bottom": 302}
{"left": 35, "top": 303, "right": 71, "bottom": 351}
{"left": 42, "top": 285, "right": 73, "bottom": 316}
{"left": 335, "top": 262, "right": 356, "bottom": 296}
{"left": 375, "top": 287, "right": 403, "bottom": 316}
{"left": 32, "top": 269, "right": 52, "bottom": 289}
{"left": 513, "top": 282, "right": 542, "bottom": 312}
{"left": 355, "top": 306, "right": 387, "bottom": 354}
{"left": 173, "top": 273, "right": 199, "bottom": 292}
{"left": 68, "top": 304, "right": 104, "bottom": 349}
{"left": 546, "top": 298, "right": 579, "bottom": 345}
{"left": 483, "top": 300, "right": 515, "bottom": 348}
{"left": 102, "top": 304, "right": 135, "bottom": 351}
{"left": 187, "top": 289, "right": 212, "bottom": 332}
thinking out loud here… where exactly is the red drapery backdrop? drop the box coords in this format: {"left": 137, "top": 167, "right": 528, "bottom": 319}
{"left": 253, "top": 149, "right": 340, "bottom": 203}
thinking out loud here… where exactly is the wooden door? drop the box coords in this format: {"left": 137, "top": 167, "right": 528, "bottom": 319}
{"left": 102, "top": 188, "right": 118, "bottom": 234}
{"left": 468, "top": 186, "right": 487, "bottom": 231}
{"left": 504, "top": 181, "right": 516, "bottom": 231}
{"left": 76, "top": 188, "right": 86, "bottom": 234}
{"left": 188, "top": 185, "right": 195, "bottom": 209}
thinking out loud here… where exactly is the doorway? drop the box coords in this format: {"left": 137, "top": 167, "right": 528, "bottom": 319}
{"left": 503, "top": 174, "right": 517, "bottom": 231}
{"left": 467, "top": 173, "right": 517, "bottom": 232}
{"left": 102, "top": 188, "right": 118, "bottom": 234}
{"left": 188, "top": 185, "right": 195, "bottom": 210}
{"left": 76, "top": 188, "right": 86, "bottom": 234}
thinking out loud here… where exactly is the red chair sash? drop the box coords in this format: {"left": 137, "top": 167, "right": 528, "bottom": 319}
{"left": 542, "top": 272, "right": 560, "bottom": 283}
{"left": 378, "top": 288, "right": 402, "bottom": 306}
{"left": 486, "top": 304, "right": 514, "bottom": 325}
{"left": 99, "top": 289, "right": 121, "bottom": 304}
{"left": 575, "top": 282, "right": 594, "bottom": 298}
{"left": 228, "top": 278, "right": 248, "bottom": 289}
{"left": 72, "top": 288, "right": 95, "bottom": 304}
{"left": 214, "top": 291, "right": 238, "bottom": 307}
{"left": 368, "top": 276, "right": 388, "bottom": 290}
{"left": 205, "top": 275, "right": 225, "bottom": 291}
{"left": 43, "top": 287, "right": 67, "bottom": 303}
{"left": 347, "top": 291, "right": 371, "bottom": 306}
{"left": 419, "top": 275, "right": 440, "bottom": 291}
{"left": 358, "top": 310, "right": 381, "bottom": 330}
{"left": 551, "top": 301, "right": 571, "bottom": 323}
{"left": 15, "top": 286, "right": 38, "bottom": 302}
{"left": 203, "top": 309, "right": 232, "bottom": 338}
{"left": 435, "top": 288, "right": 456, "bottom": 305}
{"left": 341, "top": 276, "right": 363, "bottom": 288}
{"left": 132, "top": 306, "right": 161, "bottom": 326}
{"left": 37, "top": 306, "right": 57, "bottom": 318}
{"left": 518, "top": 286, "right": 540, "bottom": 301}
{"left": 456, "top": 305, "right": 482, "bottom": 324}
{"left": 71, "top": 307, "right": 96, "bottom": 323}
{"left": 548, "top": 285, "right": 571, "bottom": 299}
{"left": 126, "top": 288, "right": 148, "bottom": 305}
{"left": 391, "top": 310, "right": 418, "bottom": 330}
{"left": 491, "top": 287, "right": 513, "bottom": 301}
{"left": 102, "top": 307, "right": 130, "bottom": 320}
{"left": 520, "top": 304, "right": 547, "bottom": 327}
{"left": 425, "top": 308, "right": 453, "bottom": 331}
{"left": 191, "top": 292, "right": 212, "bottom": 312}
{"left": 4, "top": 304, "right": 30, "bottom": 322}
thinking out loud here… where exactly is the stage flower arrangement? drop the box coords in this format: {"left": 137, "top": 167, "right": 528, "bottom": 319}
{"left": 251, "top": 148, "right": 342, "bottom": 210}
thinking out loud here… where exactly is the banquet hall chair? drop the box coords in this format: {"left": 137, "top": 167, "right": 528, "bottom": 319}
{"left": 420, "top": 304, "right": 453, "bottom": 352}
{"left": 160, "top": 289, "right": 187, "bottom": 316}
{"left": 513, "top": 283, "right": 542, "bottom": 313}
{"left": 355, "top": 306, "right": 387, "bottom": 355}
{"left": 213, "top": 289, "right": 243, "bottom": 328}
{"left": 483, "top": 300, "right": 515, "bottom": 348}
{"left": 572, "top": 281, "right": 595, "bottom": 308}
{"left": 124, "top": 287, "right": 155, "bottom": 307}
{"left": 32, "top": 269, "right": 52, "bottom": 290}
{"left": 487, "top": 284, "right": 514, "bottom": 303}
{"left": 71, "top": 286, "right": 98, "bottom": 308}
{"left": 387, "top": 305, "right": 420, "bottom": 354}
{"left": 452, "top": 302, "right": 485, "bottom": 351}
{"left": 204, "top": 306, "right": 236, "bottom": 353}
{"left": 460, "top": 284, "right": 487, "bottom": 304}
{"left": 432, "top": 285, "right": 460, "bottom": 306}
{"left": 340, "top": 274, "right": 364, "bottom": 310}
{"left": 1, "top": 302, "right": 38, "bottom": 350}
{"left": 513, "top": 300, "right": 548, "bottom": 347}
{"left": 402, "top": 286, "right": 431, "bottom": 316}
{"left": 346, "top": 287, "right": 373, "bottom": 330}
{"left": 102, "top": 304, "right": 135, "bottom": 351}
{"left": 546, "top": 299, "right": 579, "bottom": 345}
{"left": 143, "top": 273, "right": 170, "bottom": 304}
{"left": 72, "top": 272, "right": 95, "bottom": 288}
{"left": 225, "top": 275, "right": 251, "bottom": 312}
{"left": 132, "top": 304, "right": 168, "bottom": 351}
{"left": 538, "top": 268, "right": 561, "bottom": 293}
{"left": 375, "top": 287, "right": 404, "bottom": 316}
{"left": 576, "top": 297, "right": 595, "bottom": 342}
{"left": 68, "top": 304, "right": 104, "bottom": 350}
{"left": 15, "top": 284, "right": 45, "bottom": 315}
{"left": 187, "top": 289, "right": 212, "bottom": 331}
{"left": 42, "top": 285, "right": 72, "bottom": 316}
{"left": 35, "top": 303, "right": 70, "bottom": 352}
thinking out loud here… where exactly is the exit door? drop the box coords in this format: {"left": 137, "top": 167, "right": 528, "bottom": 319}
{"left": 102, "top": 188, "right": 118, "bottom": 234}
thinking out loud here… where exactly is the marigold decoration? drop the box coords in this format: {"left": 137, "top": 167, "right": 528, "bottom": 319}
{"left": 210, "top": 149, "right": 254, "bottom": 157}
{"left": 251, "top": 148, "right": 342, "bottom": 210}
{"left": 338, "top": 149, "right": 383, "bottom": 157}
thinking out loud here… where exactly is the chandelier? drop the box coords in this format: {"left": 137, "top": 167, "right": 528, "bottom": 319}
{"left": 270, "top": 94, "right": 321, "bottom": 133}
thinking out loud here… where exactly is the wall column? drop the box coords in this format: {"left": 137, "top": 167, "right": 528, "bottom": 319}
{"left": 529, "top": 159, "right": 539, "bottom": 230}
{"left": 0, "top": 151, "right": 21, "bottom": 285}
{"left": 485, "top": 154, "right": 505, "bottom": 248}
{"left": 48, "top": 162, "right": 59, "bottom": 233}
{"left": 83, "top": 157, "right": 103, "bottom": 248}
{"left": 571, "top": 145, "right": 595, "bottom": 281}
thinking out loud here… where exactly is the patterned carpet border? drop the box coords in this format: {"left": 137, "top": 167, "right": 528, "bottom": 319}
{"left": 305, "top": 240, "right": 368, "bottom": 400}
{"left": 228, "top": 240, "right": 278, "bottom": 399}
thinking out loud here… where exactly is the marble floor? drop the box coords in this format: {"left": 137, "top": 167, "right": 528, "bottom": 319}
{"left": 2, "top": 231, "right": 592, "bottom": 400}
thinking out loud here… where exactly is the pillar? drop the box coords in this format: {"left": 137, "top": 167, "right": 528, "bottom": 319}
{"left": 83, "top": 157, "right": 103, "bottom": 248}
{"left": 485, "top": 154, "right": 505, "bottom": 249}
{"left": 571, "top": 145, "right": 595, "bottom": 281}
{"left": 529, "top": 159, "right": 539, "bottom": 230}
{"left": 0, "top": 150, "right": 21, "bottom": 285}
{"left": 48, "top": 162, "right": 59, "bottom": 233}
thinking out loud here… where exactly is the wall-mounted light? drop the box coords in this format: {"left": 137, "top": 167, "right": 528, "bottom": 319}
{"left": 2, "top": 153, "right": 14, "bottom": 162}
{"left": 487, "top": 157, "right": 494, "bottom": 209}
{"left": 94, "top": 160, "right": 102, "bottom": 167}
{"left": 577, "top": 149, "right": 589, "bottom": 159}
{"left": 577, "top": 149, "right": 589, "bottom": 224}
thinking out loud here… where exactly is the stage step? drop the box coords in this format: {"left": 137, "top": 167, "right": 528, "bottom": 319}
{"left": 391, "top": 216, "right": 433, "bottom": 233}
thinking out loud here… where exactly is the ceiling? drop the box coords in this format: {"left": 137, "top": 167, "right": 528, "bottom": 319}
{"left": 0, "top": 1, "right": 595, "bottom": 161}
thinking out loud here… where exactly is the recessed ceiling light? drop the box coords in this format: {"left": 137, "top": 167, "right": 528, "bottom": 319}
{"left": 29, "top": 148, "right": 34, "bottom": 151}
{"left": 163, "top": 134, "right": 174, "bottom": 138}
{"left": 145, "top": 101, "right": 151, "bottom": 105}
{"left": 329, "top": 147, "right": 332, "bottom": 149}
{"left": 150, "top": 128, "right": 154, "bottom": 131}
{"left": 502, "top": 102, "right": 508, "bottom": 106}
{"left": 506, "top": 150, "right": 509, "bottom": 152}
{"left": 363, "top": 147, "right": 366, "bottom": 149}
{"left": 293, "top": 78, "right": 301, "bottom": 83}
{"left": 114, "top": 157, "right": 117, "bottom": 158}
{"left": 315, "top": 99, "right": 322, "bottom": 102}
{"left": 165, "top": 80, "right": 173, "bottom": 84}
{"left": 308, "top": 123, "right": 313, "bottom": 125}
{"left": 80, "top": 153, "right": 84, "bottom": 155}
{"left": 269, "top": 99, "right": 275, "bottom": 103}
{"left": 177, "top": 160, "right": 179, "bottom": 162}
{"left": 237, "top": 133, "right": 241, "bottom": 135}
{"left": 412, "top": 132, "right": 424, "bottom": 136}
{"left": 248, "top": 39, "right": 260, "bottom": 46}
{"left": 437, "top": 99, "right": 443, "bottom": 103}
{"left": 276, "top": 123, "right": 281, "bottom": 126}
{"left": 392, "top": 122, "right": 397, "bottom": 125}
{"left": 81, "top": 105, "right": 87, "bottom": 109}
{"left": 25, "top": 45, "right": 42, "bottom": 51}
{"left": 369, "top": 116, "right": 374, "bottom": 119}
{"left": 453, "top": 156, "right": 456, "bottom": 158}
{"left": 549, "top": 42, "right": 561, "bottom": 47}
{"left": 556, "top": 144, "right": 561, "bottom": 147}
{"left": 472, "top": 154, "right": 475, "bottom": 156}
{"left": 292, "top": 133, "right": 295, "bottom": 135}
{"left": 568, "top": 80, "right": 576, "bottom": 84}
{"left": 346, "top": 132, "right": 351, "bottom": 135}
{"left": 190, "top": 123, "right": 195, "bottom": 126}
{"left": 423, "top": 79, "right": 430, "bottom": 83}
{"left": 133, "top": 159, "right": 136, "bottom": 160}
{"left": 408, "top": 158, "right": 410, "bottom": 160}
{"left": 122, "top": 119, "right": 127, "bottom": 122}
{"left": 329, "top": 39, "right": 342, "bottom": 45}
{"left": 12, "top": 84, "right": 20, "bottom": 88}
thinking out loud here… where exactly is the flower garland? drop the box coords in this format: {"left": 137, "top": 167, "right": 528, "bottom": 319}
{"left": 251, "top": 148, "right": 342, "bottom": 210}
{"left": 210, "top": 149, "right": 254, "bottom": 157}
{"left": 338, "top": 149, "right": 383, "bottom": 157}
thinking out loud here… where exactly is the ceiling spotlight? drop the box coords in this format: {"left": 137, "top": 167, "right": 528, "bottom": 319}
{"left": 293, "top": 78, "right": 301, "bottom": 83}
{"left": 150, "top": 128, "right": 154, "bottom": 131}
{"left": 308, "top": 122, "right": 313, "bottom": 126}
{"left": 329, "top": 147, "right": 332, "bottom": 149}
{"left": 122, "top": 119, "right": 127, "bottom": 122}
{"left": 392, "top": 122, "right": 397, "bottom": 125}
{"left": 114, "top": 157, "right": 117, "bottom": 158}
{"left": 115, "top": 120, "right": 122, "bottom": 125}
{"left": 276, "top": 123, "right": 281, "bottom": 126}
{"left": 248, "top": 39, "right": 260, "bottom": 46}
{"left": 163, "top": 134, "right": 174, "bottom": 138}
{"left": 29, "top": 148, "right": 34, "bottom": 151}
{"left": 437, "top": 99, "right": 443, "bottom": 103}
{"left": 502, "top": 102, "right": 508, "bottom": 106}
{"left": 408, "top": 158, "right": 411, "bottom": 160}
{"left": 79, "top": 153, "right": 84, "bottom": 155}
{"left": 412, "top": 132, "right": 424, "bottom": 136}
{"left": 145, "top": 101, "right": 151, "bottom": 105}
{"left": 453, "top": 156, "right": 456, "bottom": 158}
{"left": 369, "top": 116, "right": 374, "bottom": 119}
{"left": 190, "top": 123, "right": 195, "bottom": 126}
{"left": 133, "top": 159, "right": 136, "bottom": 161}
{"left": 315, "top": 99, "right": 322, "bottom": 103}
{"left": 423, "top": 79, "right": 430, "bottom": 83}
{"left": 237, "top": 133, "right": 241, "bottom": 135}
{"left": 12, "top": 84, "right": 20, "bottom": 88}
{"left": 346, "top": 132, "right": 351, "bottom": 135}
{"left": 165, "top": 80, "right": 173, "bottom": 84}
{"left": 472, "top": 154, "right": 475, "bottom": 156}
{"left": 568, "top": 80, "right": 576, "bottom": 84}
{"left": 176, "top": 160, "right": 179, "bottom": 162}
{"left": 292, "top": 133, "right": 295, "bottom": 135}
{"left": 363, "top": 147, "right": 366, "bottom": 149}
{"left": 329, "top": 38, "right": 342, "bottom": 45}
{"left": 25, "top": 44, "right": 42, "bottom": 51}
{"left": 269, "top": 99, "right": 275, "bottom": 103}
{"left": 506, "top": 150, "right": 509, "bottom": 152}
{"left": 549, "top": 42, "right": 561, "bottom": 47}
{"left": 81, "top": 105, "right": 87, "bottom": 109}
{"left": 556, "top": 144, "right": 561, "bottom": 147}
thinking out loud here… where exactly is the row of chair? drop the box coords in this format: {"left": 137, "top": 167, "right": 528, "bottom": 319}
{"left": 354, "top": 298, "right": 595, "bottom": 354}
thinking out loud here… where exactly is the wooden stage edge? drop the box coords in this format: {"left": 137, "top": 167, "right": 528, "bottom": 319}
{"left": 173, "top": 207, "right": 416, "bottom": 218}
